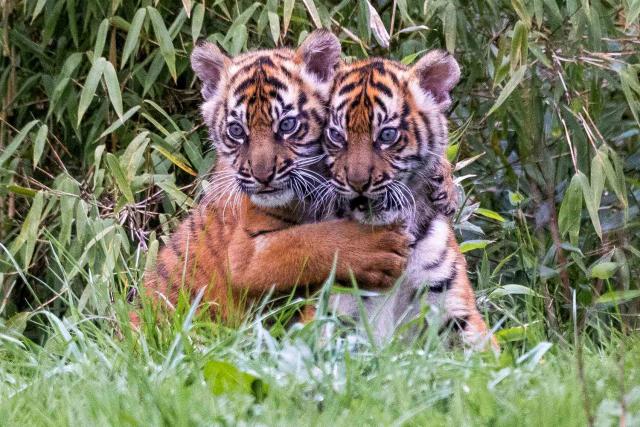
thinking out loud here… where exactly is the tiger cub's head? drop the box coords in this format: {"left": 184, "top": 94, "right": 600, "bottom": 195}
{"left": 191, "top": 30, "right": 340, "bottom": 208}
{"left": 323, "top": 51, "right": 460, "bottom": 224}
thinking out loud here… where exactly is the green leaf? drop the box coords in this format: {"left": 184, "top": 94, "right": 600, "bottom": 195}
{"left": 301, "top": 0, "right": 322, "bottom": 28}
{"left": 103, "top": 61, "right": 123, "bottom": 119}
{"left": 223, "top": 3, "right": 261, "bottom": 46}
{"left": 442, "top": 2, "right": 456, "bottom": 53}
{"left": 7, "top": 185, "right": 38, "bottom": 198}
{"left": 595, "top": 290, "right": 640, "bottom": 306}
{"left": 181, "top": 0, "right": 192, "bottom": 17}
{"left": 77, "top": 57, "right": 106, "bottom": 127}
{"left": 203, "top": 360, "right": 269, "bottom": 402}
{"left": 510, "top": 20, "right": 528, "bottom": 71}
{"left": 589, "top": 261, "right": 619, "bottom": 280}
{"left": 0, "top": 120, "right": 39, "bottom": 167}
{"left": 147, "top": 6, "right": 177, "bottom": 82}
{"left": 576, "top": 171, "right": 602, "bottom": 240}
{"left": 93, "top": 18, "right": 110, "bottom": 61}
{"left": 490, "top": 285, "right": 542, "bottom": 299}
{"left": 508, "top": 191, "right": 524, "bottom": 206}
{"left": 105, "top": 153, "right": 135, "bottom": 203}
{"left": 98, "top": 106, "right": 141, "bottom": 140}
{"left": 33, "top": 124, "right": 48, "bottom": 167}
{"left": 282, "top": 0, "right": 295, "bottom": 36}
{"left": 626, "top": 0, "right": 640, "bottom": 28}
{"left": 487, "top": 65, "right": 526, "bottom": 117}
{"left": 590, "top": 152, "right": 605, "bottom": 212}
{"left": 152, "top": 145, "right": 197, "bottom": 176}
{"left": 191, "top": 3, "right": 205, "bottom": 44}
{"left": 156, "top": 180, "right": 194, "bottom": 208}
{"left": 476, "top": 208, "right": 506, "bottom": 222}
{"left": 121, "top": 8, "right": 146, "bottom": 70}
{"left": 32, "top": 0, "right": 48, "bottom": 22}
{"left": 558, "top": 174, "right": 583, "bottom": 244}
{"left": 267, "top": 0, "right": 280, "bottom": 45}
{"left": 459, "top": 239, "right": 493, "bottom": 253}
{"left": 9, "top": 191, "right": 44, "bottom": 269}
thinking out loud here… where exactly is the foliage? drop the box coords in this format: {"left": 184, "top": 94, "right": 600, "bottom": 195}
{"left": 0, "top": 0, "right": 639, "bottom": 424}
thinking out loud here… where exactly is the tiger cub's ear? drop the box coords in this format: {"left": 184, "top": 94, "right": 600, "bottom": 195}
{"left": 190, "top": 41, "right": 230, "bottom": 100}
{"left": 410, "top": 50, "right": 460, "bottom": 112}
{"left": 295, "top": 29, "right": 341, "bottom": 92}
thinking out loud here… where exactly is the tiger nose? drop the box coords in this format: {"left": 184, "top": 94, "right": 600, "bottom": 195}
{"left": 251, "top": 160, "right": 276, "bottom": 185}
{"left": 346, "top": 168, "right": 371, "bottom": 193}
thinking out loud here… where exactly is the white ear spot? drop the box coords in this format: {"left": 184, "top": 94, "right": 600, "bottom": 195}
{"left": 410, "top": 50, "right": 461, "bottom": 112}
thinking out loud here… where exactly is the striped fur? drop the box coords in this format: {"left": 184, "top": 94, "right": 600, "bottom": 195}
{"left": 140, "top": 32, "right": 409, "bottom": 323}
{"left": 323, "top": 53, "right": 498, "bottom": 351}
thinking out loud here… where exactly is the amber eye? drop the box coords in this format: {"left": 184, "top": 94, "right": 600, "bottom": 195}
{"left": 227, "top": 123, "right": 246, "bottom": 140}
{"left": 279, "top": 117, "right": 298, "bottom": 134}
{"left": 379, "top": 128, "right": 398, "bottom": 145}
{"left": 327, "top": 128, "right": 345, "bottom": 145}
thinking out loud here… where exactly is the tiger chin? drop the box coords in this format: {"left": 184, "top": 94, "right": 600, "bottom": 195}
{"left": 133, "top": 31, "right": 410, "bottom": 327}
{"left": 323, "top": 51, "right": 499, "bottom": 352}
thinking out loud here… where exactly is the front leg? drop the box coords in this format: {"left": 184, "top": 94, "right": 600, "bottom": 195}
{"left": 228, "top": 219, "right": 410, "bottom": 295}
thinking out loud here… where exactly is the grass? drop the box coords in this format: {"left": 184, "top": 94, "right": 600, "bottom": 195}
{"left": 1, "top": 0, "right": 639, "bottom": 425}
{"left": 1, "top": 292, "right": 638, "bottom": 426}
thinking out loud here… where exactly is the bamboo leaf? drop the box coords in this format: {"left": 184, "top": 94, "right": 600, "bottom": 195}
{"left": 486, "top": 65, "right": 526, "bottom": 117}
{"left": 93, "top": 19, "right": 110, "bottom": 61}
{"left": 590, "top": 261, "right": 619, "bottom": 280}
{"left": 558, "top": 173, "right": 583, "bottom": 243}
{"left": 103, "top": 61, "right": 124, "bottom": 119}
{"left": 460, "top": 239, "right": 493, "bottom": 253}
{"left": 267, "top": 0, "right": 281, "bottom": 45}
{"left": 77, "top": 57, "right": 106, "bottom": 127}
{"left": 301, "top": 0, "right": 322, "bottom": 28}
{"left": 181, "top": 0, "right": 192, "bottom": 17}
{"left": 147, "top": 6, "right": 177, "bottom": 81}
{"left": 283, "top": 0, "right": 295, "bottom": 36}
{"left": 0, "top": 120, "right": 39, "bottom": 167}
{"left": 121, "top": 8, "right": 146, "bottom": 70}
{"left": 576, "top": 171, "right": 602, "bottom": 240}
{"left": 443, "top": 2, "right": 456, "bottom": 53}
{"left": 105, "top": 153, "right": 135, "bottom": 203}
{"left": 191, "top": 3, "right": 205, "bottom": 44}
{"left": 33, "top": 124, "right": 48, "bottom": 167}
{"left": 152, "top": 145, "right": 197, "bottom": 176}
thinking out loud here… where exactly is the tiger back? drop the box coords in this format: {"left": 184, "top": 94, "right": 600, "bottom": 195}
{"left": 323, "top": 52, "right": 498, "bottom": 350}
{"left": 139, "top": 31, "right": 409, "bottom": 323}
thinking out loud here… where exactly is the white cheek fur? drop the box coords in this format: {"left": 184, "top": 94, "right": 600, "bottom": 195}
{"left": 250, "top": 188, "right": 295, "bottom": 208}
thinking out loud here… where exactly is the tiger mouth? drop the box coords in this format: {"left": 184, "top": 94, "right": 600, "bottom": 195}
{"left": 349, "top": 195, "right": 372, "bottom": 211}
{"left": 256, "top": 188, "right": 281, "bottom": 194}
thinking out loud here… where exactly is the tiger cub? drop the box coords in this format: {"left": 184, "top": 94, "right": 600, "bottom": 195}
{"left": 323, "top": 52, "right": 498, "bottom": 350}
{"left": 140, "top": 31, "right": 409, "bottom": 322}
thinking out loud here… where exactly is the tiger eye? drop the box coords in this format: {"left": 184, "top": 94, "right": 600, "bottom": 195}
{"left": 228, "top": 123, "right": 245, "bottom": 139}
{"left": 379, "top": 128, "right": 398, "bottom": 144}
{"left": 279, "top": 117, "right": 297, "bottom": 133}
{"left": 328, "top": 128, "right": 345, "bottom": 144}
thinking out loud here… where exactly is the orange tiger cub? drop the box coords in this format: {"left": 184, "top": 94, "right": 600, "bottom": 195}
{"left": 137, "top": 31, "right": 409, "bottom": 324}
{"left": 323, "top": 52, "right": 498, "bottom": 351}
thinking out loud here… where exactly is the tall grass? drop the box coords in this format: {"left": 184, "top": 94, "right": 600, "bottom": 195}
{"left": 1, "top": 0, "right": 639, "bottom": 424}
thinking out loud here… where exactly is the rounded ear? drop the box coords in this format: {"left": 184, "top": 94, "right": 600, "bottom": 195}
{"left": 190, "top": 41, "right": 229, "bottom": 100}
{"left": 295, "top": 29, "right": 341, "bottom": 84}
{"left": 410, "top": 50, "right": 460, "bottom": 111}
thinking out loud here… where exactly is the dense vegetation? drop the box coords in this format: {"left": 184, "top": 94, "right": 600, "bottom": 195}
{"left": 1, "top": 0, "right": 639, "bottom": 425}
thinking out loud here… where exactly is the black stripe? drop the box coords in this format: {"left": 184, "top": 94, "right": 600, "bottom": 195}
{"left": 338, "top": 82, "right": 357, "bottom": 95}
{"left": 246, "top": 228, "right": 286, "bottom": 238}
{"left": 369, "top": 80, "right": 393, "bottom": 98}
